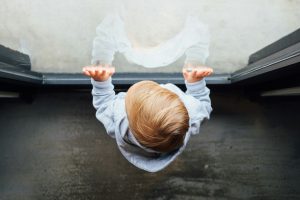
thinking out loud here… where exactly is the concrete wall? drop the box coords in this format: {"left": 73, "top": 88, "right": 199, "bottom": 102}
{"left": 0, "top": 0, "right": 299, "bottom": 73}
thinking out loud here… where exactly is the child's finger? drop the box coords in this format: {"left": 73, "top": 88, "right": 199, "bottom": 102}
{"left": 183, "top": 71, "right": 188, "bottom": 77}
{"left": 87, "top": 68, "right": 92, "bottom": 76}
{"left": 196, "top": 70, "right": 205, "bottom": 78}
{"left": 182, "top": 69, "right": 189, "bottom": 79}
{"left": 196, "top": 70, "right": 202, "bottom": 76}
{"left": 192, "top": 70, "right": 197, "bottom": 77}
{"left": 89, "top": 67, "right": 96, "bottom": 77}
{"left": 201, "top": 71, "right": 206, "bottom": 77}
{"left": 83, "top": 70, "right": 91, "bottom": 77}
{"left": 83, "top": 66, "right": 91, "bottom": 72}
{"left": 206, "top": 68, "right": 213, "bottom": 74}
{"left": 109, "top": 67, "right": 115, "bottom": 75}
{"left": 100, "top": 68, "right": 105, "bottom": 75}
{"left": 94, "top": 69, "right": 100, "bottom": 77}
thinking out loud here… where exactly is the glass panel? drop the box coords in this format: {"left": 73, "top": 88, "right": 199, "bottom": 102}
{"left": 0, "top": 0, "right": 299, "bottom": 73}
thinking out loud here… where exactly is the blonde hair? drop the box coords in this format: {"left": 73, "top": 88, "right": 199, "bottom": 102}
{"left": 125, "top": 81, "right": 189, "bottom": 153}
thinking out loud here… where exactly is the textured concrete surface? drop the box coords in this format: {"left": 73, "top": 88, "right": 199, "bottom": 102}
{"left": 0, "top": 91, "right": 299, "bottom": 200}
{"left": 0, "top": 0, "right": 299, "bottom": 73}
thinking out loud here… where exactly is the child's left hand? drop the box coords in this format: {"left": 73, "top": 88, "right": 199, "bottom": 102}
{"left": 82, "top": 64, "right": 115, "bottom": 82}
{"left": 182, "top": 64, "right": 213, "bottom": 83}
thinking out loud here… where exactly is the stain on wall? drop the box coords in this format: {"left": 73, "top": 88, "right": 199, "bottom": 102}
{"left": 0, "top": 0, "right": 299, "bottom": 73}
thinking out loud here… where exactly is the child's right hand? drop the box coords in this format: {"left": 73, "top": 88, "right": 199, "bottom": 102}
{"left": 182, "top": 64, "right": 213, "bottom": 83}
{"left": 82, "top": 65, "right": 115, "bottom": 82}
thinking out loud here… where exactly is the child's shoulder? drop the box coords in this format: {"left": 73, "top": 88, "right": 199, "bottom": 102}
{"left": 116, "top": 92, "right": 126, "bottom": 99}
{"left": 113, "top": 92, "right": 127, "bottom": 120}
{"left": 160, "top": 83, "right": 204, "bottom": 120}
{"left": 160, "top": 83, "right": 183, "bottom": 93}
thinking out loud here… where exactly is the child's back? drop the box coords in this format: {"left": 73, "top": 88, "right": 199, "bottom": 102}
{"left": 83, "top": 65, "right": 213, "bottom": 172}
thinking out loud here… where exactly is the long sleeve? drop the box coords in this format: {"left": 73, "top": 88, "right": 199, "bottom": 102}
{"left": 185, "top": 79, "right": 212, "bottom": 135}
{"left": 91, "top": 15, "right": 118, "bottom": 65}
{"left": 185, "top": 79, "right": 212, "bottom": 120}
{"left": 91, "top": 77, "right": 116, "bottom": 138}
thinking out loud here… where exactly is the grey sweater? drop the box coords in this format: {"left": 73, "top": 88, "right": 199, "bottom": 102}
{"left": 91, "top": 78, "right": 212, "bottom": 172}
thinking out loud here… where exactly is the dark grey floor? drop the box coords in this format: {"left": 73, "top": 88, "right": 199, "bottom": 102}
{"left": 0, "top": 91, "right": 299, "bottom": 200}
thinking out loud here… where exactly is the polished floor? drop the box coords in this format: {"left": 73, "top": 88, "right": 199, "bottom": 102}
{"left": 0, "top": 91, "right": 299, "bottom": 200}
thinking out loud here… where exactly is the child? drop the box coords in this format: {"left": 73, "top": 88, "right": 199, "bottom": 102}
{"left": 82, "top": 65, "right": 213, "bottom": 172}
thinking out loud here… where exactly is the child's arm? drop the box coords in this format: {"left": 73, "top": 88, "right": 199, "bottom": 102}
{"left": 182, "top": 65, "right": 213, "bottom": 119}
{"left": 83, "top": 65, "right": 116, "bottom": 137}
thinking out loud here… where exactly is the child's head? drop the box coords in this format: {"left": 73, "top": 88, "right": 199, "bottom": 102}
{"left": 125, "top": 81, "right": 189, "bottom": 153}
